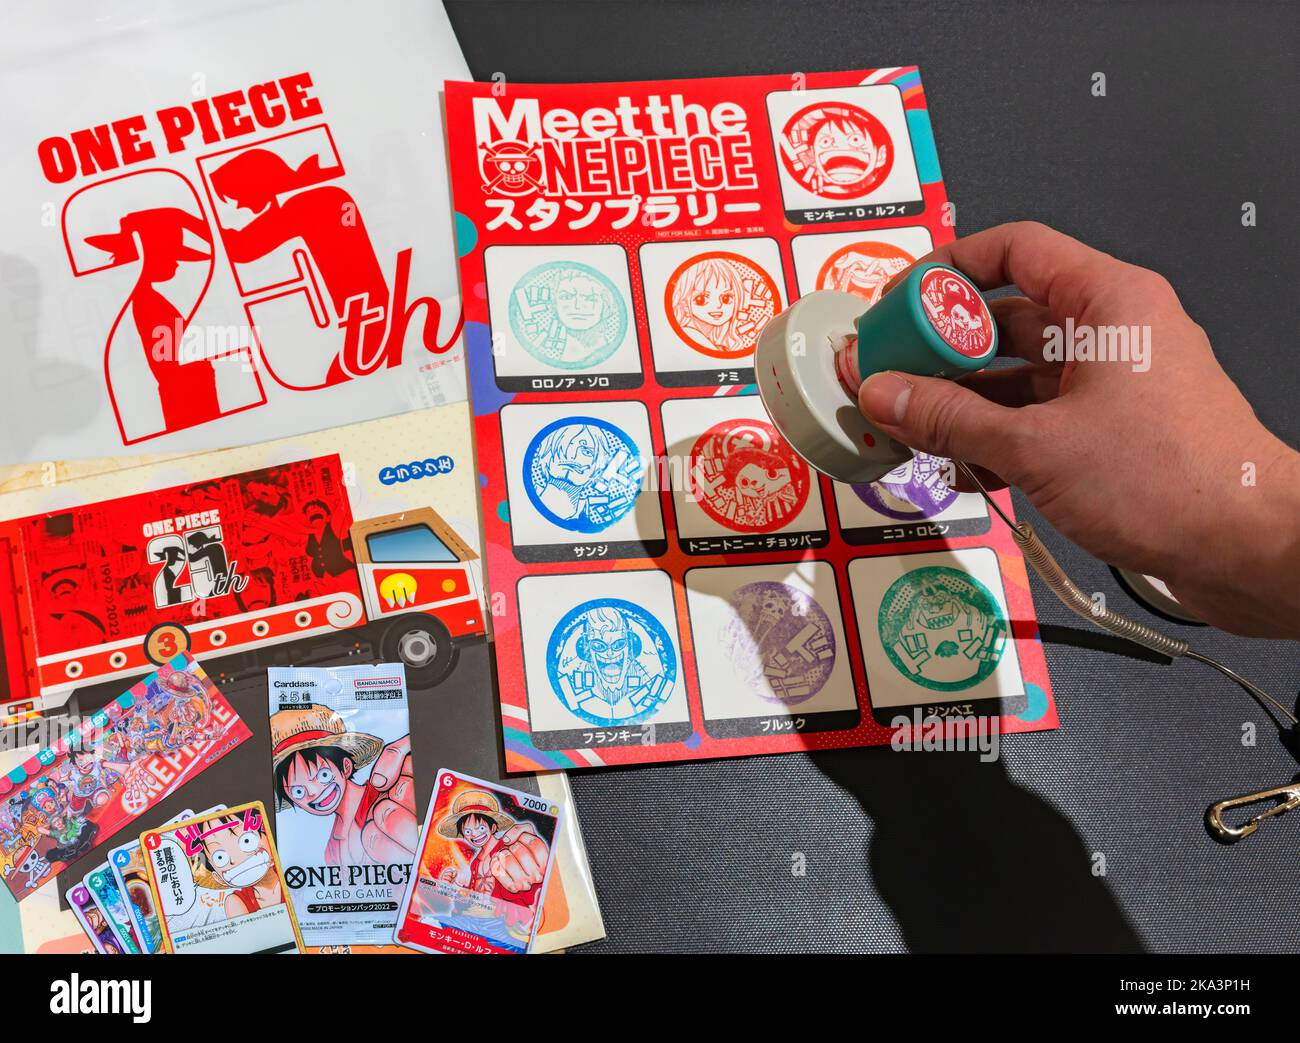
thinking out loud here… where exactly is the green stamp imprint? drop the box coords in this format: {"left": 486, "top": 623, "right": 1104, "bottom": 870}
{"left": 877, "top": 565, "right": 1007, "bottom": 691}
{"left": 508, "top": 260, "right": 628, "bottom": 370}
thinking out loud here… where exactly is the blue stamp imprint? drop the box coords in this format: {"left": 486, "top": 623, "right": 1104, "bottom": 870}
{"left": 508, "top": 261, "right": 627, "bottom": 370}
{"left": 546, "top": 598, "right": 676, "bottom": 726}
{"left": 852, "top": 452, "right": 957, "bottom": 521}
{"left": 722, "top": 581, "right": 836, "bottom": 705}
{"left": 523, "top": 417, "right": 644, "bottom": 533}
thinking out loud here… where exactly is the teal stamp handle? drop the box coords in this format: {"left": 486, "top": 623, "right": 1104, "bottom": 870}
{"left": 838, "top": 261, "right": 999, "bottom": 387}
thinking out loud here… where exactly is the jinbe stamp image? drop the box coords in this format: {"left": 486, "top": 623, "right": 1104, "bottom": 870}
{"left": 508, "top": 260, "right": 628, "bottom": 369}
{"left": 665, "top": 251, "right": 780, "bottom": 360}
{"left": 524, "top": 417, "right": 644, "bottom": 533}
{"left": 778, "top": 100, "right": 894, "bottom": 200}
{"left": 546, "top": 598, "right": 677, "bottom": 727}
{"left": 878, "top": 566, "right": 1007, "bottom": 691}
{"left": 689, "top": 418, "right": 810, "bottom": 532}
{"left": 919, "top": 267, "right": 995, "bottom": 357}
{"left": 724, "top": 582, "right": 836, "bottom": 704}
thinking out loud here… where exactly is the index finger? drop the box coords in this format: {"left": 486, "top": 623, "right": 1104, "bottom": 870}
{"left": 884, "top": 221, "right": 1123, "bottom": 318}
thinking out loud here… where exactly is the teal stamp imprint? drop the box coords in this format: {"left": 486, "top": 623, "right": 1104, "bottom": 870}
{"left": 877, "top": 566, "right": 1007, "bottom": 691}
{"left": 508, "top": 261, "right": 627, "bottom": 369}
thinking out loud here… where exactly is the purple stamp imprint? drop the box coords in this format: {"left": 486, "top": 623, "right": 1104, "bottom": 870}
{"left": 852, "top": 453, "right": 956, "bottom": 521}
{"left": 721, "top": 581, "right": 836, "bottom": 704}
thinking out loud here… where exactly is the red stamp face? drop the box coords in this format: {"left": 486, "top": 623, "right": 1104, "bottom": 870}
{"left": 665, "top": 251, "right": 780, "bottom": 360}
{"left": 688, "top": 419, "right": 810, "bottom": 532}
{"left": 779, "top": 101, "right": 894, "bottom": 200}
{"left": 918, "top": 269, "right": 994, "bottom": 357}
{"left": 816, "top": 241, "right": 916, "bottom": 306}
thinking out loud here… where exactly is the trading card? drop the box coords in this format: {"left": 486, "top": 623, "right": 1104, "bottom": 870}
{"left": 83, "top": 861, "right": 143, "bottom": 954}
{"left": 109, "top": 805, "right": 224, "bottom": 954}
{"left": 268, "top": 664, "right": 416, "bottom": 948}
{"left": 143, "top": 801, "right": 304, "bottom": 954}
{"left": 684, "top": 560, "right": 860, "bottom": 737}
{"left": 394, "top": 769, "right": 562, "bottom": 954}
{"left": 847, "top": 546, "right": 1027, "bottom": 723}
{"left": 0, "top": 652, "right": 251, "bottom": 902}
{"left": 67, "top": 881, "right": 121, "bottom": 954}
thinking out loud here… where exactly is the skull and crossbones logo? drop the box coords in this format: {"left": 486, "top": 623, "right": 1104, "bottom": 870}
{"left": 480, "top": 140, "right": 543, "bottom": 195}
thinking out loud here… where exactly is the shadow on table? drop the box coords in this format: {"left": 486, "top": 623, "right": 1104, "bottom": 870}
{"left": 811, "top": 741, "right": 1144, "bottom": 953}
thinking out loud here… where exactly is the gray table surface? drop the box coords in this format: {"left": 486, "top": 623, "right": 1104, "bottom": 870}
{"left": 444, "top": 0, "right": 1300, "bottom": 952}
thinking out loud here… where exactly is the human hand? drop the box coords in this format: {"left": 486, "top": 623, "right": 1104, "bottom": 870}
{"left": 488, "top": 822, "right": 549, "bottom": 894}
{"left": 359, "top": 735, "right": 418, "bottom": 864}
{"left": 855, "top": 222, "right": 1300, "bottom": 637}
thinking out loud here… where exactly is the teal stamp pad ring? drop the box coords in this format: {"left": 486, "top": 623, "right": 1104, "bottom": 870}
{"left": 508, "top": 260, "right": 628, "bottom": 370}
{"left": 877, "top": 565, "right": 1007, "bottom": 691}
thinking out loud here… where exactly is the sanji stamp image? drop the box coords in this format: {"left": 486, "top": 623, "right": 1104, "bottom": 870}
{"left": 522, "top": 416, "right": 645, "bottom": 533}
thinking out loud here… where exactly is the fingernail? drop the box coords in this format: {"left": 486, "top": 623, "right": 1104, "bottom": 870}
{"left": 859, "top": 372, "right": 914, "bottom": 424}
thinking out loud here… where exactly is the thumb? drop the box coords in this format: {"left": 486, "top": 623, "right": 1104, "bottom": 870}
{"left": 858, "top": 371, "right": 1033, "bottom": 478}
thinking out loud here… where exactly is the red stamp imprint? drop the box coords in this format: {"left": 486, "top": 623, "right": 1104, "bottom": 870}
{"left": 779, "top": 101, "right": 893, "bottom": 200}
{"left": 816, "top": 241, "right": 916, "bottom": 306}
{"left": 665, "top": 251, "right": 780, "bottom": 360}
{"left": 919, "top": 269, "right": 994, "bottom": 357}
{"left": 688, "top": 419, "right": 810, "bottom": 532}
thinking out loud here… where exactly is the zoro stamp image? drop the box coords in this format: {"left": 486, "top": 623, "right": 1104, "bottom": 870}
{"left": 509, "top": 260, "right": 628, "bottom": 369}
{"left": 665, "top": 251, "right": 779, "bottom": 360}
{"left": 723, "top": 581, "right": 836, "bottom": 704}
{"left": 546, "top": 599, "right": 677, "bottom": 727}
{"left": 524, "top": 417, "right": 644, "bottom": 533}
{"left": 778, "top": 99, "right": 894, "bottom": 200}
{"left": 878, "top": 566, "right": 1006, "bottom": 691}
{"left": 689, "top": 418, "right": 810, "bottom": 532}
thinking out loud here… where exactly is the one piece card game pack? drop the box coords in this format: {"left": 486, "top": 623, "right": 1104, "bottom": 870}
{"left": 268, "top": 664, "right": 414, "bottom": 947}
{"left": 395, "top": 769, "right": 562, "bottom": 955}
{"left": 142, "top": 801, "right": 304, "bottom": 954}
{"left": 0, "top": 653, "right": 250, "bottom": 902}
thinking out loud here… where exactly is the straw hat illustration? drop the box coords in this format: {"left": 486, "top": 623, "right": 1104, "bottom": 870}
{"left": 436, "top": 789, "right": 517, "bottom": 839}
{"left": 269, "top": 703, "right": 383, "bottom": 811}
{"left": 84, "top": 207, "right": 213, "bottom": 266}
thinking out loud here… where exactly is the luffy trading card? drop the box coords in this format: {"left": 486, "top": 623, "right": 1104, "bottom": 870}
{"left": 109, "top": 805, "right": 224, "bottom": 953}
{"left": 395, "top": 769, "right": 562, "bottom": 954}
{"left": 67, "top": 881, "right": 121, "bottom": 954}
{"left": 84, "top": 861, "right": 143, "bottom": 953}
{"left": 0, "top": 653, "right": 251, "bottom": 902}
{"left": 268, "top": 664, "right": 415, "bottom": 947}
{"left": 143, "top": 802, "right": 304, "bottom": 954}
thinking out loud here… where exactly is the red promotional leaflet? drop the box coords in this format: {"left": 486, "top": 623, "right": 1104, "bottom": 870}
{"left": 444, "top": 69, "right": 1059, "bottom": 771}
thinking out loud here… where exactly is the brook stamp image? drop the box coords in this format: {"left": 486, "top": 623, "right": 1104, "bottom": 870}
{"left": 523, "top": 416, "right": 644, "bottom": 533}
{"left": 722, "top": 581, "right": 836, "bottom": 704}
{"left": 878, "top": 566, "right": 1007, "bottom": 691}
{"left": 778, "top": 100, "right": 893, "bottom": 199}
{"left": 508, "top": 260, "right": 628, "bottom": 369}
{"left": 853, "top": 453, "right": 958, "bottom": 520}
{"left": 546, "top": 598, "right": 677, "bottom": 726}
{"left": 688, "top": 418, "right": 810, "bottom": 532}
{"left": 666, "top": 250, "right": 779, "bottom": 359}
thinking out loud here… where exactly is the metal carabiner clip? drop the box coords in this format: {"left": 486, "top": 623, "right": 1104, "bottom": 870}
{"left": 1206, "top": 782, "right": 1300, "bottom": 842}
